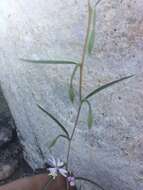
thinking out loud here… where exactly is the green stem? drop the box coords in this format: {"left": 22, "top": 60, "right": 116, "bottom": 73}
{"left": 66, "top": 103, "right": 82, "bottom": 169}
{"left": 42, "top": 177, "right": 53, "bottom": 190}
{"left": 79, "top": 0, "right": 92, "bottom": 100}
{"left": 66, "top": 0, "right": 92, "bottom": 171}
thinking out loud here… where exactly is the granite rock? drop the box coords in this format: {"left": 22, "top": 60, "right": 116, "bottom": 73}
{"left": 0, "top": 0, "right": 143, "bottom": 190}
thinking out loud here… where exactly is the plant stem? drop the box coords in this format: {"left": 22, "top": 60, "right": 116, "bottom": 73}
{"left": 66, "top": 0, "right": 92, "bottom": 170}
{"left": 42, "top": 177, "right": 53, "bottom": 190}
{"left": 66, "top": 103, "right": 82, "bottom": 169}
{"left": 79, "top": 0, "right": 92, "bottom": 100}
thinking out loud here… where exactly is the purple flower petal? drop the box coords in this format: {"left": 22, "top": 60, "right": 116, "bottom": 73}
{"left": 59, "top": 168, "right": 68, "bottom": 177}
{"left": 70, "top": 177, "right": 75, "bottom": 181}
{"left": 48, "top": 156, "right": 56, "bottom": 167}
{"left": 68, "top": 176, "right": 76, "bottom": 186}
{"left": 48, "top": 167, "right": 57, "bottom": 174}
{"left": 68, "top": 176, "right": 72, "bottom": 182}
{"left": 70, "top": 181, "right": 75, "bottom": 186}
{"left": 57, "top": 158, "right": 64, "bottom": 167}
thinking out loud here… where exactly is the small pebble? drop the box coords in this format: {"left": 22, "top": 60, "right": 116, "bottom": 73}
{"left": 0, "top": 127, "right": 13, "bottom": 148}
{"left": 0, "top": 160, "right": 18, "bottom": 181}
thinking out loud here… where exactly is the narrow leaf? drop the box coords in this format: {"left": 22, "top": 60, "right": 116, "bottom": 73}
{"left": 88, "top": 30, "right": 95, "bottom": 54}
{"left": 49, "top": 135, "right": 70, "bottom": 149}
{"left": 69, "top": 65, "right": 79, "bottom": 103}
{"left": 76, "top": 177, "right": 105, "bottom": 190}
{"left": 83, "top": 100, "right": 93, "bottom": 129}
{"left": 84, "top": 75, "right": 134, "bottom": 100}
{"left": 69, "top": 85, "right": 75, "bottom": 103}
{"left": 87, "top": 7, "right": 96, "bottom": 54}
{"left": 20, "top": 58, "right": 79, "bottom": 65}
{"left": 88, "top": 108, "right": 93, "bottom": 129}
{"left": 38, "top": 104, "right": 70, "bottom": 138}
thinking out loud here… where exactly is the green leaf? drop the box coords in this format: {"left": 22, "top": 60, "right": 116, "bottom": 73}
{"left": 82, "top": 100, "right": 93, "bottom": 129}
{"left": 20, "top": 59, "right": 79, "bottom": 65}
{"left": 69, "top": 85, "right": 75, "bottom": 103}
{"left": 87, "top": 7, "right": 96, "bottom": 54}
{"left": 88, "top": 30, "right": 95, "bottom": 54}
{"left": 88, "top": 107, "right": 93, "bottom": 129}
{"left": 76, "top": 177, "right": 105, "bottom": 190}
{"left": 38, "top": 104, "right": 70, "bottom": 138}
{"left": 69, "top": 65, "right": 79, "bottom": 103}
{"left": 49, "top": 134, "right": 70, "bottom": 149}
{"left": 84, "top": 75, "right": 134, "bottom": 100}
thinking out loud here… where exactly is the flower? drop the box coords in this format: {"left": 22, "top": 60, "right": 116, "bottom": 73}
{"left": 68, "top": 176, "right": 76, "bottom": 186}
{"left": 48, "top": 156, "right": 67, "bottom": 179}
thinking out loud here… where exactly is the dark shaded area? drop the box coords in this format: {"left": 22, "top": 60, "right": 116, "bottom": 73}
{"left": 0, "top": 86, "right": 33, "bottom": 186}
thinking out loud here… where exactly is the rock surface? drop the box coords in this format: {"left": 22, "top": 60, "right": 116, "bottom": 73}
{"left": 0, "top": 0, "right": 143, "bottom": 190}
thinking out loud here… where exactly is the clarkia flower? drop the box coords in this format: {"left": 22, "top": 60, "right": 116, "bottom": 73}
{"left": 48, "top": 156, "right": 67, "bottom": 179}
{"left": 68, "top": 176, "right": 76, "bottom": 186}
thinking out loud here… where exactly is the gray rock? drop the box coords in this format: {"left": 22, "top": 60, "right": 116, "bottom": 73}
{"left": 0, "top": 0, "right": 143, "bottom": 190}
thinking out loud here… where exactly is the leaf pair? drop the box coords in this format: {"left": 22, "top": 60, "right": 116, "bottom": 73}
{"left": 38, "top": 104, "right": 70, "bottom": 149}
{"left": 39, "top": 75, "right": 134, "bottom": 135}
{"left": 82, "top": 75, "right": 134, "bottom": 129}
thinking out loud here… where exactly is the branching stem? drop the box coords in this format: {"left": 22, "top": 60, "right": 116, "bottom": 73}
{"left": 79, "top": 0, "right": 92, "bottom": 100}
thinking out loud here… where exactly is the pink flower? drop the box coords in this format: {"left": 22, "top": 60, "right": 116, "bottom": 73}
{"left": 68, "top": 176, "right": 76, "bottom": 186}
{"left": 48, "top": 156, "right": 67, "bottom": 179}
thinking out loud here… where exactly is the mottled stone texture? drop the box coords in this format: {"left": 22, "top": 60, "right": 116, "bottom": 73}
{"left": 0, "top": 0, "right": 143, "bottom": 189}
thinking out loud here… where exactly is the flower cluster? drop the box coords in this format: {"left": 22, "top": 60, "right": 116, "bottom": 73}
{"left": 67, "top": 176, "right": 76, "bottom": 187}
{"left": 47, "top": 156, "right": 75, "bottom": 186}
